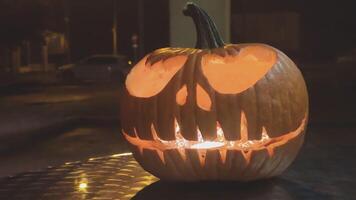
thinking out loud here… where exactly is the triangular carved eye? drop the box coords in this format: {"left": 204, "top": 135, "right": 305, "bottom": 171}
{"left": 201, "top": 45, "right": 277, "bottom": 94}
{"left": 176, "top": 84, "right": 188, "bottom": 106}
{"left": 196, "top": 84, "right": 211, "bottom": 111}
{"left": 126, "top": 55, "right": 188, "bottom": 98}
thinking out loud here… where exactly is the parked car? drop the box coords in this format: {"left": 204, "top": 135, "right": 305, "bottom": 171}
{"left": 57, "top": 54, "right": 132, "bottom": 83}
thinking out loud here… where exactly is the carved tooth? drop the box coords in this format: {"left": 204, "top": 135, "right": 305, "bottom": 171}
{"left": 241, "top": 150, "right": 252, "bottom": 165}
{"left": 174, "top": 119, "right": 187, "bottom": 148}
{"left": 216, "top": 121, "right": 225, "bottom": 142}
{"left": 219, "top": 149, "right": 227, "bottom": 164}
{"left": 150, "top": 124, "right": 160, "bottom": 141}
{"left": 197, "top": 150, "right": 207, "bottom": 167}
{"left": 156, "top": 150, "right": 165, "bottom": 164}
{"left": 197, "top": 128, "right": 204, "bottom": 143}
{"left": 133, "top": 128, "right": 144, "bottom": 155}
{"left": 261, "top": 126, "right": 270, "bottom": 141}
{"left": 134, "top": 127, "right": 139, "bottom": 137}
{"left": 174, "top": 118, "right": 180, "bottom": 133}
{"left": 240, "top": 111, "right": 248, "bottom": 142}
{"left": 216, "top": 122, "right": 227, "bottom": 164}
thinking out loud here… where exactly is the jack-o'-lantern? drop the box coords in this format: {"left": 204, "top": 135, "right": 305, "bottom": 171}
{"left": 120, "top": 2, "right": 308, "bottom": 181}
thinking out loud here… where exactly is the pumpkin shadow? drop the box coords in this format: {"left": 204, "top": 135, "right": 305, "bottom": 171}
{"left": 132, "top": 178, "right": 328, "bottom": 200}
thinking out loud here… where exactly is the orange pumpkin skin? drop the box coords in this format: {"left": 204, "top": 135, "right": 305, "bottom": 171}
{"left": 120, "top": 3, "right": 308, "bottom": 181}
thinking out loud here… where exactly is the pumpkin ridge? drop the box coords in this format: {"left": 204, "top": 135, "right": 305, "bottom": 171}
{"left": 250, "top": 85, "right": 261, "bottom": 140}
{"left": 278, "top": 53, "right": 294, "bottom": 132}
{"left": 194, "top": 49, "right": 217, "bottom": 140}
{"left": 171, "top": 54, "right": 186, "bottom": 139}
{"left": 251, "top": 150, "right": 270, "bottom": 179}
{"left": 179, "top": 52, "right": 199, "bottom": 140}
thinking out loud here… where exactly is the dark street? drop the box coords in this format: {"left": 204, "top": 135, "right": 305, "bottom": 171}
{"left": 0, "top": 82, "right": 129, "bottom": 177}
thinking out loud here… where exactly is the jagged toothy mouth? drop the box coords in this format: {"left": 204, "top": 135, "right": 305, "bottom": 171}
{"left": 122, "top": 111, "right": 306, "bottom": 165}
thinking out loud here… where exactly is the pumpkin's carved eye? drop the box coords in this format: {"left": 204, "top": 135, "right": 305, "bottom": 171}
{"left": 201, "top": 46, "right": 277, "bottom": 94}
{"left": 196, "top": 84, "right": 211, "bottom": 111}
{"left": 176, "top": 84, "right": 188, "bottom": 105}
{"left": 126, "top": 55, "right": 188, "bottom": 98}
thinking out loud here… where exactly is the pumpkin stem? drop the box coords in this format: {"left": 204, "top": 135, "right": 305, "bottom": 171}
{"left": 183, "top": 2, "right": 225, "bottom": 49}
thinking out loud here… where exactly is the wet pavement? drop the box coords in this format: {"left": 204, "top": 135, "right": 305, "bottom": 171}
{"left": 0, "top": 83, "right": 127, "bottom": 177}
{"left": 0, "top": 84, "right": 120, "bottom": 138}
{"left": 0, "top": 126, "right": 129, "bottom": 177}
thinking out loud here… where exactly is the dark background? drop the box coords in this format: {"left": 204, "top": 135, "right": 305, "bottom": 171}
{"left": 68, "top": 0, "right": 170, "bottom": 61}
{"left": 1, "top": 0, "right": 355, "bottom": 62}
{"left": 231, "top": 0, "right": 356, "bottom": 61}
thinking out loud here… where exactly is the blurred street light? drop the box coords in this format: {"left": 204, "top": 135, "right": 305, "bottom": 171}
{"left": 131, "top": 33, "right": 138, "bottom": 62}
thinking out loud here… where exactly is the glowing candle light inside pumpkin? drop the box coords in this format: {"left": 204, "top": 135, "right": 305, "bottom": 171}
{"left": 79, "top": 182, "right": 87, "bottom": 190}
{"left": 191, "top": 141, "right": 224, "bottom": 149}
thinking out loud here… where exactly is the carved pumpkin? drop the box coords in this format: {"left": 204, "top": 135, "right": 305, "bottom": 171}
{"left": 120, "top": 2, "right": 308, "bottom": 181}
